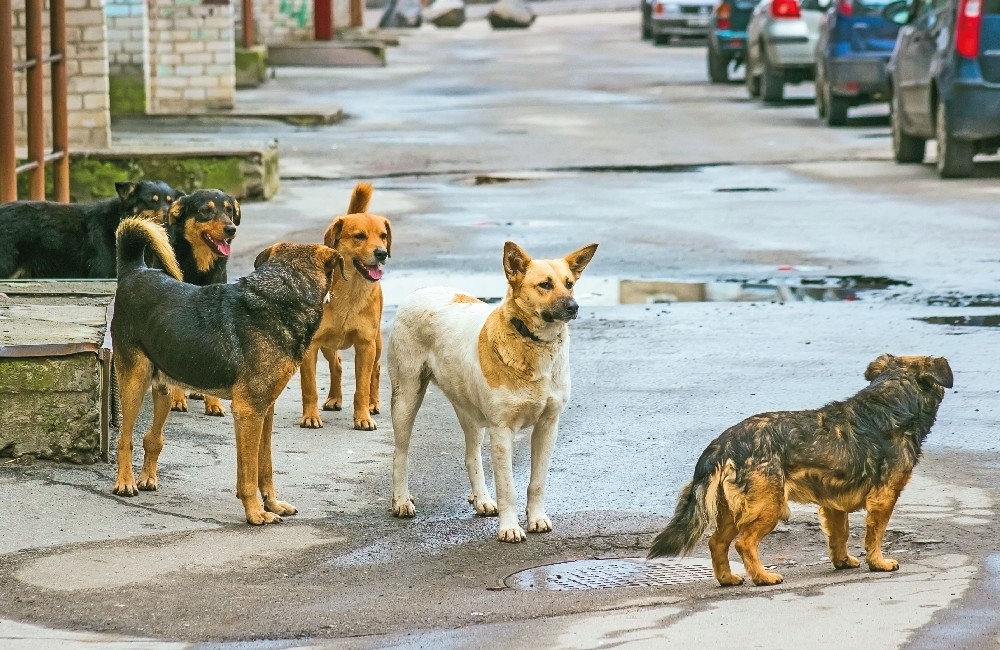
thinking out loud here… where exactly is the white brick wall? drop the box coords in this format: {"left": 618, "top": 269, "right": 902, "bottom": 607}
{"left": 11, "top": 0, "right": 111, "bottom": 149}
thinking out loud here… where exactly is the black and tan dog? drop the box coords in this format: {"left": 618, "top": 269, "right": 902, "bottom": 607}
{"left": 160, "top": 189, "right": 241, "bottom": 417}
{"left": 0, "top": 180, "right": 178, "bottom": 279}
{"left": 111, "top": 217, "right": 344, "bottom": 525}
{"left": 648, "top": 354, "right": 953, "bottom": 586}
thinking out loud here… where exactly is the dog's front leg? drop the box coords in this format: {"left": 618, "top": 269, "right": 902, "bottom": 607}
{"left": 258, "top": 403, "right": 297, "bottom": 517}
{"left": 299, "top": 343, "right": 324, "bottom": 428}
{"left": 490, "top": 426, "right": 525, "bottom": 543}
{"left": 526, "top": 409, "right": 560, "bottom": 534}
{"left": 864, "top": 483, "right": 905, "bottom": 572}
{"left": 321, "top": 347, "right": 344, "bottom": 412}
{"left": 368, "top": 329, "right": 382, "bottom": 416}
{"left": 232, "top": 402, "right": 280, "bottom": 525}
{"left": 353, "top": 339, "right": 377, "bottom": 431}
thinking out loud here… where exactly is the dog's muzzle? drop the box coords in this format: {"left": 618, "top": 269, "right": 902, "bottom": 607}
{"left": 543, "top": 299, "right": 579, "bottom": 322}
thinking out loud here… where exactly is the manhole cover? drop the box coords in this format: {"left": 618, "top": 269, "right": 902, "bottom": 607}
{"left": 505, "top": 557, "right": 737, "bottom": 591}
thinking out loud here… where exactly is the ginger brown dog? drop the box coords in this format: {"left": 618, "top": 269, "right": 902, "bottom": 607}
{"left": 299, "top": 183, "right": 390, "bottom": 431}
{"left": 647, "top": 354, "right": 953, "bottom": 586}
{"left": 111, "top": 217, "right": 344, "bottom": 524}
{"left": 388, "top": 241, "right": 598, "bottom": 542}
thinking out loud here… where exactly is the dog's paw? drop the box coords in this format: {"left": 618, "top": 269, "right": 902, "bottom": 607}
{"left": 354, "top": 414, "right": 377, "bottom": 431}
{"left": 751, "top": 570, "right": 784, "bottom": 586}
{"left": 136, "top": 472, "right": 157, "bottom": 491}
{"left": 392, "top": 495, "right": 416, "bottom": 518}
{"left": 468, "top": 494, "right": 498, "bottom": 517}
{"left": 112, "top": 475, "right": 139, "bottom": 497}
{"left": 716, "top": 572, "right": 745, "bottom": 587}
{"left": 497, "top": 525, "right": 527, "bottom": 543}
{"left": 369, "top": 402, "right": 380, "bottom": 415}
{"left": 868, "top": 557, "right": 899, "bottom": 572}
{"left": 170, "top": 396, "right": 188, "bottom": 412}
{"left": 187, "top": 392, "right": 205, "bottom": 401}
{"left": 300, "top": 413, "right": 324, "bottom": 429}
{"left": 322, "top": 398, "right": 343, "bottom": 411}
{"left": 527, "top": 514, "right": 552, "bottom": 533}
{"left": 833, "top": 555, "right": 861, "bottom": 570}
{"left": 204, "top": 398, "right": 226, "bottom": 417}
{"left": 245, "top": 509, "right": 283, "bottom": 525}
{"left": 264, "top": 498, "right": 297, "bottom": 516}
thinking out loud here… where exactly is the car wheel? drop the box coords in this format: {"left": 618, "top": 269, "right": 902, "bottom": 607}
{"left": 815, "top": 78, "right": 827, "bottom": 118}
{"left": 826, "top": 87, "right": 849, "bottom": 127}
{"left": 760, "top": 48, "right": 784, "bottom": 103}
{"left": 936, "top": 98, "right": 975, "bottom": 178}
{"left": 891, "top": 90, "right": 925, "bottom": 164}
{"left": 745, "top": 49, "right": 761, "bottom": 97}
{"left": 708, "top": 46, "right": 729, "bottom": 83}
{"left": 654, "top": 33, "right": 671, "bottom": 45}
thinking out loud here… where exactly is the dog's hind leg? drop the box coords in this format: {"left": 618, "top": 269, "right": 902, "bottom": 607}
{"left": 864, "top": 477, "right": 908, "bottom": 572}
{"left": 137, "top": 385, "right": 171, "bottom": 491}
{"left": 259, "top": 403, "right": 297, "bottom": 517}
{"left": 321, "top": 346, "right": 344, "bottom": 412}
{"left": 819, "top": 507, "right": 860, "bottom": 569}
{"left": 733, "top": 475, "right": 785, "bottom": 585}
{"left": 389, "top": 365, "right": 430, "bottom": 518}
{"left": 169, "top": 386, "right": 188, "bottom": 412}
{"left": 525, "top": 408, "right": 560, "bottom": 534}
{"left": 709, "top": 496, "right": 744, "bottom": 586}
{"left": 112, "top": 355, "right": 153, "bottom": 497}
{"left": 299, "top": 343, "right": 325, "bottom": 428}
{"left": 456, "top": 409, "right": 496, "bottom": 517}
{"left": 232, "top": 400, "right": 280, "bottom": 525}
{"left": 491, "top": 425, "right": 526, "bottom": 543}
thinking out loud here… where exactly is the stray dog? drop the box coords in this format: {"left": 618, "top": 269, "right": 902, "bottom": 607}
{"left": 299, "top": 182, "right": 390, "bottom": 431}
{"left": 0, "top": 180, "right": 178, "bottom": 279}
{"left": 388, "top": 241, "right": 598, "bottom": 542}
{"left": 648, "top": 354, "right": 953, "bottom": 586}
{"left": 160, "top": 189, "right": 241, "bottom": 417}
{"left": 111, "top": 217, "right": 344, "bottom": 524}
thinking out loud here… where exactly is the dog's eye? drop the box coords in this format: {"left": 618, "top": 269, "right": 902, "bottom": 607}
{"left": 165, "top": 196, "right": 172, "bottom": 202}
{"left": 566, "top": 280, "right": 574, "bottom": 289}
{"left": 353, "top": 233, "right": 366, "bottom": 240}
{"left": 538, "top": 280, "right": 553, "bottom": 291}
{"left": 380, "top": 233, "right": 387, "bottom": 240}
{"left": 152, "top": 195, "right": 159, "bottom": 202}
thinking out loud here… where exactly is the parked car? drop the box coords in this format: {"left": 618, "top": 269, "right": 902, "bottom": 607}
{"left": 814, "top": 0, "right": 903, "bottom": 125}
{"left": 707, "top": 0, "right": 761, "bottom": 82}
{"left": 649, "top": 0, "right": 716, "bottom": 44}
{"left": 745, "top": 0, "right": 828, "bottom": 102}
{"left": 885, "top": 0, "right": 1000, "bottom": 177}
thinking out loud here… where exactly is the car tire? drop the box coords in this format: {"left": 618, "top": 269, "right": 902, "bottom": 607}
{"left": 826, "top": 87, "right": 849, "bottom": 127}
{"left": 891, "top": 90, "right": 925, "bottom": 164}
{"left": 654, "top": 34, "right": 672, "bottom": 46}
{"left": 708, "top": 46, "right": 729, "bottom": 83}
{"left": 745, "top": 50, "right": 761, "bottom": 97}
{"left": 936, "top": 98, "right": 975, "bottom": 178}
{"left": 642, "top": 8, "right": 652, "bottom": 39}
{"left": 815, "top": 79, "right": 827, "bottom": 118}
{"left": 760, "top": 49, "right": 784, "bottom": 103}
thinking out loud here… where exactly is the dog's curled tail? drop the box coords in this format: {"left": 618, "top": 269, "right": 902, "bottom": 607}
{"left": 115, "top": 217, "right": 182, "bottom": 281}
{"left": 347, "top": 182, "right": 373, "bottom": 214}
{"left": 647, "top": 460, "right": 730, "bottom": 559}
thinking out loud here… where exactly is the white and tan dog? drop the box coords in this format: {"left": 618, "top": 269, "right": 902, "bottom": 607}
{"left": 388, "top": 241, "right": 598, "bottom": 542}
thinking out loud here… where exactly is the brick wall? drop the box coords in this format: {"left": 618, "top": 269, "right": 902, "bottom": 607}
{"left": 11, "top": 0, "right": 111, "bottom": 149}
{"left": 147, "top": 0, "right": 236, "bottom": 113}
{"left": 237, "top": 0, "right": 314, "bottom": 45}
{"left": 104, "top": 0, "right": 148, "bottom": 114}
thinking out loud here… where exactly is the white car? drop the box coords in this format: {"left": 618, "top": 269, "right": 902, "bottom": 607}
{"left": 745, "top": 0, "right": 828, "bottom": 102}
{"left": 649, "top": 0, "right": 716, "bottom": 44}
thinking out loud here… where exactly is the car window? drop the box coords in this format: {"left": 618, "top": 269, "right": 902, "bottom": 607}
{"left": 800, "top": 0, "right": 826, "bottom": 10}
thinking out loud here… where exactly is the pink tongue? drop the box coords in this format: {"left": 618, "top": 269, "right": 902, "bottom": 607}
{"left": 216, "top": 240, "right": 232, "bottom": 256}
{"left": 367, "top": 265, "right": 384, "bottom": 280}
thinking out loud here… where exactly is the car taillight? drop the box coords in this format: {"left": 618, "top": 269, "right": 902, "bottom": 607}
{"left": 771, "top": 0, "right": 801, "bottom": 18}
{"left": 956, "top": 0, "right": 982, "bottom": 57}
{"left": 654, "top": 1, "right": 665, "bottom": 14}
{"left": 717, "top": 1, "right": 732, "bottom": 29}
{"left": 838, "top": 0, "right": 853, "bottom": 15}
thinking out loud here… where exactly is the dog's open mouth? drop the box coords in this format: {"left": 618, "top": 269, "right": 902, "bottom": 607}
{"left": 353, "top": 259, "right": 384, "bottom": 282}
{"left": 202, "top": 233, "right": 233, "bottom": 257}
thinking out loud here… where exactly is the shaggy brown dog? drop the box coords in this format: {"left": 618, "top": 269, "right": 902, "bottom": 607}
{"left": 299, "top": 183, "right": 391, "bottom": 431}
{"left": 648, "top": 354, "right": 952, "bottom": 586}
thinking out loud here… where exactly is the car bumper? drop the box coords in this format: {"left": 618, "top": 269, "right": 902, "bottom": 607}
{"left": 652, "top": 16, "right": 711, "bottom": 36}
{"left": 945, "top": 83, "right": 1000, "bottom": 140}
{"left": 763, "top": 22, "right": 816, "bottom": 67}
{"left": 827, "top": 56, "right": 889, "bottom": 96}
{"left": 713, "top": 30, "right": 748, "bottom": 55}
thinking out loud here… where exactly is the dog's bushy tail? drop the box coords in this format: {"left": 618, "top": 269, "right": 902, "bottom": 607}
{"left": 347, "top": 182, "right": 373, "bottom": 214}
{"left": 647, "top": 457, "right": 730, "bottom": 559}
{"left": 116, "top": 217, "right": 182, "bottom": 281}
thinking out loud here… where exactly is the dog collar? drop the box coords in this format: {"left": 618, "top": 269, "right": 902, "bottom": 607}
{"left": 510, "top": 317, "right": 543, "bottom": 343}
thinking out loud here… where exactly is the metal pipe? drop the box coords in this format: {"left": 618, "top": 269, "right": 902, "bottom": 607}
{"left": 241, "top": 0, "right": 255, "bottom": 49}
{"left": 50, "top": 0, "right": 69, "bottom": 202}
{"left": 25, "top": 0, "right": 45, "bottom": 200}
{"left": 0, "top": 0, "right": 16, "bottom": 201}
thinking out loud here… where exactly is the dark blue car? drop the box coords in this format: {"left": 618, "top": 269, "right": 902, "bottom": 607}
{"left": 814, "top": 0, "right": 903, "bottom": 126}
{"left": 885, "top": 0, "right": 1000, "bottom": 177}
{"left": 707, "top": 0, "right": 760, "bottom": 82}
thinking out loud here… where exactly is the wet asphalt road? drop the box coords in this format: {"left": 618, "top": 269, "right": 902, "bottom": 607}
{"left": 3, "top": 6, "right": 1000, "bottom": 648}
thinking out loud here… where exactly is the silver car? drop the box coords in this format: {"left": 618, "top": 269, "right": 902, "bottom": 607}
{"left": 745, "top": 0, "right": 828, "bottom": 102}
{"left": 649, "top": 0, "right": 716, "bottom": 44}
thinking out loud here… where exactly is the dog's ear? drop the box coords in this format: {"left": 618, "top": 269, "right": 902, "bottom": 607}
{"left": 231, "top": 199, "right": 241, "bottom": 226}
{"left": 324, "top": 247, "right": 348, "bottom": 281}
{"left": 115, "top": 181, "right": 137, "bottom": 201}
{"left": 503, "top": 241, "right": 531, "bottom": 285}
{"left": 254, "top": 245, "right": 274, "bottom": 269}
{"left": 565, "top": 243, "right": 599, "bottom": 277}
{"left": 324, "top": 217, "right": 345, "bottom": 249}
{"left": 167, "top": 195, "right": 187, "bottom": 226}
{"left": 921, "top": 357, "right": 954, "bottom": 389}
{"left": 864, "top": 354, "right": 895, "bottom": 381}
{"left": 383, "top": 218, "right": 392, "bottom": 258}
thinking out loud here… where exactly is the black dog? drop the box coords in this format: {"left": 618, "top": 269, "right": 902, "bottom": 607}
{"left": 0, "top": 180, "right": 179, "bottom": 279}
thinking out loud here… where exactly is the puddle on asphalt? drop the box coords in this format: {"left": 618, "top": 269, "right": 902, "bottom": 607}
{"left": 713, "top": 187, "right": 778, "bottom": 193}
{"left": 918, "top": 315, "right": 1000, "bottom": 328}
{"left": 927, "top": 293, "right": 1000, "bottom": 308}
{"left": 381, "top": 274, "right": 908, "bottom": 307}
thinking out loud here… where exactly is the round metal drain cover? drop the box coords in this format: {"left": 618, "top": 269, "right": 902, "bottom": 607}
{"left": 506, "top": 557, "right": 736, "bottom": 591}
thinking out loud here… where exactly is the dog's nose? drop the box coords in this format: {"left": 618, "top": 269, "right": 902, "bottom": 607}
{"left": 564, "top": 299, "right": 579, "bottom": 317}
{"left": 223, "top": 224, "right": 237, "bottom": 238}
{"left": 374, "top": 247, "right": 388, "bottom": 262}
